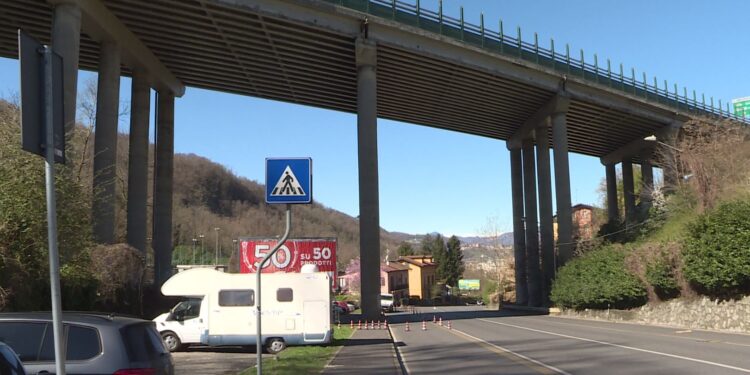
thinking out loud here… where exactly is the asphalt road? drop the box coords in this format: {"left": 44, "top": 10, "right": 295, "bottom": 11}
{"left": 388, "top": 306, "right": 750, "bottom": 375}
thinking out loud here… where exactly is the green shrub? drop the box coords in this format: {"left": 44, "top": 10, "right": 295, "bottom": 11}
{"left": 551, "top": 244, "right": 647, "bottom": 309}
{"left": 61, "top": 261, "right": 99, "bottom": 311}
{"left": 645, "top": 259, "right": 679, "bottom": 300}
{"left": 682, "top": 200, "right": 750, "bottom": 296}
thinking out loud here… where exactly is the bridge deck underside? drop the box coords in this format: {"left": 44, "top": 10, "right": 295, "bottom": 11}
{"left": 0, "top": 0, "right": 664, "bottom": 160}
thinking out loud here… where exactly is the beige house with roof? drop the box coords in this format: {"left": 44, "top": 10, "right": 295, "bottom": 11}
{"left": 397, "top": 255, "right": 437, "bottom": 300}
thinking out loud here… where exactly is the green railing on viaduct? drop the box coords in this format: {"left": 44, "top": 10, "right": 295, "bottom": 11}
{"left": 323, "top": 0, "right": 747, "bottom": 123}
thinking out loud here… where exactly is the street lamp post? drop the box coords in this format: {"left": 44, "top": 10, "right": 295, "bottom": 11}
{"left": 214, "top": 227, "right": 220, "bottom": 266}
{"left": 644, "top": 135, "right": 683, "bottom": 152}
{"left": 232, "top": 239, "right": 238, "bottom": 265}
{"left": 198, "top": 234, "right": 205, "bottom": 264}
{"left": 192, "top": 238, "right": 197, "bottom": 265}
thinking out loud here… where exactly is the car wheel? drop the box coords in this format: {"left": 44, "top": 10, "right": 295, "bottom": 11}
{"left": 161, "top": 331, "right": 182, "bottom": 352}
{"left": 265, "top": 338, "right": 286, "bottom": 354}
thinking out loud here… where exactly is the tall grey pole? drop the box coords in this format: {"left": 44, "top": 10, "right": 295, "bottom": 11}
{"left": 199, "top": 235, "right": 205, "bottom": 264}
{"left": 257, "top": 205, "right": 291, "bottom": 374}
{"left": 214, "top": 227, "right": 220, "bottom": 266}
{"left": 43, "top": 45, "right": 66, "bottom": 375}
{"left": 192, "top": 239, "right": 197, "bottom": 265}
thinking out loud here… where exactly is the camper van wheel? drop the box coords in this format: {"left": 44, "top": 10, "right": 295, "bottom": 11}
{"left": 161, "top": 331, "right": 183, "bottom": 352}
{"left": 265, "top": 338, "right": 286, "bottom": 354}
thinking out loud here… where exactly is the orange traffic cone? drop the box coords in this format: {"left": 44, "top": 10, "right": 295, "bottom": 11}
{"left": 422, "top": 320, "right": 427, "bottom": 331}
{"left": 350, "top": 320, "right": 354, "bottom": 329}
{"left": 384, "top": 320, "right": 388, "bottom": 330}
{"left": 447, "top": 320, "right": 452, "bottom": 330}
{"left": 432, "top": 315, "right": 436, "bottom": 323}
{"left": 405, "top": 321, "right": 410, "bottom": 332}
{"left": 378, "top": 320, "right": 382, "bottom": 330}
{"left": 439, "top": 317, "right": 443, "bottom": 326}
{"left": 358, "top": 320, "right": 362, "bottom": 329}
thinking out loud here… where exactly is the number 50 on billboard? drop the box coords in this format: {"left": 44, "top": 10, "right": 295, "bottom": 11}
{"left": 239, "top": 238, "right": 337, "bottom": 287}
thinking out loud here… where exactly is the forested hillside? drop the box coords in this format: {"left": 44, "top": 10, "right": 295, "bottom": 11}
{"left": 168, "top": 152, "right": 404, "bottom": 269}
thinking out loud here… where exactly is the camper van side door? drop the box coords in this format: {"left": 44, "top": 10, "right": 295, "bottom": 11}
{"left": 178, "top": 298, "right": 204, "bottom": 344}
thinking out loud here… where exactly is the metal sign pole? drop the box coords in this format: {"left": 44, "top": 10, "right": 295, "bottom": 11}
{"left": 42, "top": 44, "right": 66, "bottom": 375}
{"left": 257, "top": 204, "right": 291, "bottom": 374}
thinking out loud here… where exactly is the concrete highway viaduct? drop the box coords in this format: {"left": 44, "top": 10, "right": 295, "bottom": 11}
{"left": 1, "top": 0, "right": 743, "bottom": 319}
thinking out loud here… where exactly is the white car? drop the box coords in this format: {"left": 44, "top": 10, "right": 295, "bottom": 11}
{"left": 380, "top": 293, "right": 394, "bottom": 312}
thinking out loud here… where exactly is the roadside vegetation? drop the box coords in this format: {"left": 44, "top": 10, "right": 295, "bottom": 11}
{"left": 240, "top": 325, "right": 354, "bottom": 375}
{"left": 551, "top": 118, "right": 750, "bottom": 310}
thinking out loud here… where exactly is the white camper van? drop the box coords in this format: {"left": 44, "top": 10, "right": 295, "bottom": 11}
{"left": 153, "top": 267, "right": 332, "bottom": 354}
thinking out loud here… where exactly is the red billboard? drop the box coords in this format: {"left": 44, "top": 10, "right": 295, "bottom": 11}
{"left": 239, "top": 238, "right": 337, "bottom": 286}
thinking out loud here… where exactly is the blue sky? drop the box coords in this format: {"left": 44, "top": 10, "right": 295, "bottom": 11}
{"left": 1, "top": 0, "right": 748, "bottom": 237}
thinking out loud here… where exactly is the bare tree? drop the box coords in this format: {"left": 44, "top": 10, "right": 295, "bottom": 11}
{"left": 658, "top": 118, "right": 750, "bottom": 212}
{"left": 478, "top": 217, "right": 513, "bottom": 297}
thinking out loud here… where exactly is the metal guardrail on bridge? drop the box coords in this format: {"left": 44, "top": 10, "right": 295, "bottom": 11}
{"left": 325, "top": 0, "right": 748, "bottom": 124}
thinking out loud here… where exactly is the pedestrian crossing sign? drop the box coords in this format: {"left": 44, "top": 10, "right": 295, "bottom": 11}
{"left": 265, "top": 158, "right": 312, "bottom": 204}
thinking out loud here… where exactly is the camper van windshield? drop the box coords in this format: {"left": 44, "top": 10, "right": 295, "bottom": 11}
{"left": 172, "top": 298, "right": 201, "bottom": 320}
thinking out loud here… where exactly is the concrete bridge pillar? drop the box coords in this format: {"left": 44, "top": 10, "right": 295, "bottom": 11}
{"left": 605, "top": 163, "right": 619, "bottom": 223}
{"left": 92, "top": 41, "right": 121, "bottom": 244}
{"left": 535, "top": 123, "right": 555, "bottom": 304}
{"left": 126, "top": 69, "right": 151, "bottom": 254}
{"left": 508, "top": 145, "right": 528, "bottom": 305}
{"left": 51, "top": 2, "right": 81, "bottom": 134}
{"left": 522, "top": 139, "right": 542, "bottom": 307}
{"left": 153, "top": 91, "right": 175, "bottom": 285}
{"left": 355, "top": 37, "right": 381, "bottom": 320}
{"left": 622, "top": 159, "right": 637, "bottom": 223}
{"left": 552, "top": 111, "right": 573, "bottom": 266}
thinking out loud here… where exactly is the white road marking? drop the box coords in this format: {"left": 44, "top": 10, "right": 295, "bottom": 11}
{"left": 479, "top": 318, "right": 750, "bottom": 373}
{"left": 448, "top": 325, "right": 572, "bottom": 375}
{"left": 389, "top": 325, "right": 412, "bottom": 375}
{"left": 523, "top": 316, "right": 750, "bottom": 348}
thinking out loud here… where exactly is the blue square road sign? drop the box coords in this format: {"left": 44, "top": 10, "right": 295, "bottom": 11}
{"left": 265, "top": 158, "right": 312, "bottom": 204}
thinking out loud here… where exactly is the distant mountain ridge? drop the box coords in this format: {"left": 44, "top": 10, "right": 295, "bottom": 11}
{"left": 388, "top": 231, "right": 514, "bottom": 248}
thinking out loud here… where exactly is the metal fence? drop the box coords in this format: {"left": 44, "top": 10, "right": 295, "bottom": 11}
{"left": 324, "top": 0, "right": 748, "bottom": 123}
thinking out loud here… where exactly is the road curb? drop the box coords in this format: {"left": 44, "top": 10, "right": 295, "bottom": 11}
{"left": 388, "top": 324, "right": 409, "bottom": 375}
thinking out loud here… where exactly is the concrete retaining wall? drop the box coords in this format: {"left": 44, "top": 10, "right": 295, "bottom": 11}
{"left": 560, "top": 296, "right": 750, "bottom": 334}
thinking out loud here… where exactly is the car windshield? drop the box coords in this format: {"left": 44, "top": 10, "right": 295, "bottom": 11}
{"left": 381, "top": 295, "right": 393, "bottom": 301}
{"left": 171, "top": 298, "right": 201, "bottom": 319}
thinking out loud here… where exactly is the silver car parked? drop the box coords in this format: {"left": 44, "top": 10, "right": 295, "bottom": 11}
{"left": 0, "top": 312, "right": 173, "bottom": 375}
